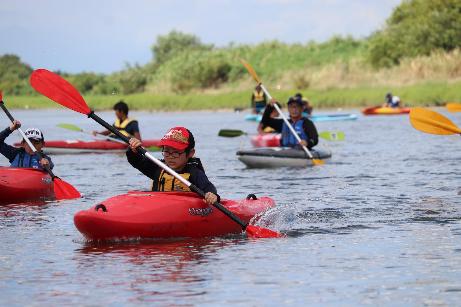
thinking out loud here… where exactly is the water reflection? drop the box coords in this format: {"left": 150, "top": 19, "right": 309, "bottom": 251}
{"left": 74, "top": 238, "right": 246, "bottom": 303}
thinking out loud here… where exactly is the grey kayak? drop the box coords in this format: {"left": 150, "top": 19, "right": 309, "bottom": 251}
{"left": 236, "top": 147, "right": 332, "bottom": 168}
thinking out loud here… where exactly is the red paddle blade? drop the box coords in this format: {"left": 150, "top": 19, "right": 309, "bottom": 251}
{"left": 53, "top": 178, "right": 81, "bottom": 200}
{"left": 246, "top": 225, "right": 284, "bottom": 238}
{"left": 30, "top": 69, "right": 91, "bottom": 115}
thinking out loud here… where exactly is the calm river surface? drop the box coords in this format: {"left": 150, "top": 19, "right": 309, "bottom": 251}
{"left": 1, "top": 108, "right": 460, "bottom": 306}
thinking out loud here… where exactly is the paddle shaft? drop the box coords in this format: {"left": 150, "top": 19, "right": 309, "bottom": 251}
{"left": 0, "top": 101, "right": 58, "bottom": 179}
{"left": 88, "top": 111, "right": 250, "bottom": 229}
{"left": 259, "top": 84, "right": 315, "bottom": 159}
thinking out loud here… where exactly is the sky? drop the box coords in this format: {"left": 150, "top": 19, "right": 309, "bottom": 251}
{"left": 0, "top": 0, "right": 402, "bottom": 74}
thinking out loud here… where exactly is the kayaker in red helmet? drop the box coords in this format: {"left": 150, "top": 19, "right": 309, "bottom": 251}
{"left": 260, "top": 97, "right": 319, "bottom": 149}
{"left": 93, "top": 100, "right": 142, "bottom": 140}
{"left": 126, "top": 126, "right": 219, "bottom": 205}
{"left": 0, "top": 120, "right": 53, "bottom": 170}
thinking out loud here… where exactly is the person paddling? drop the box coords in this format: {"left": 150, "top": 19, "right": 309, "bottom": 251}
{"left": 383, "top": 92, "right": 402, "bottom": 108}
{"left": 260, "top": 97, "right": 319, "bottom": 149}
{"left": 251, "top": 85, "right": 267, "bottom": 114}
{"left": 93, "top": 100, "right": 141, "bottom": 140}
{"left": 0, "top": 120, "right": 53, "bottom": 170}
{"left": 127, "top": 126, "right": 219, "bottom": 206}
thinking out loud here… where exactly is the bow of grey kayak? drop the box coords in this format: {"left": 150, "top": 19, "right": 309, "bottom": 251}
{"left": 236, "top": 147, "right": 332, "bottom": 168}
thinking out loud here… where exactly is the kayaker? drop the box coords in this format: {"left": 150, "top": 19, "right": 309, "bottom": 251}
{"left": 260, "top": 97, "right": 319, "bottom": 149}
{"left": 93, "top": 100, "right": 142, "bottom": 140}
{"left": 257, "top": 102, "right": 281, "bottom": 134}
{"left": 126, "top": 126, "right": 219, "bottom": 205}
{"left": 251, "top": 85, "right": 267, "bottom": 114}
{"left": 294, "top": 93, "right": 313, "bottom": 115}
{"left": 0, "top": 120, "right": 53, "bottom": 170}
{"left": 383, "top": 92, "right": 402, "bottom": 108}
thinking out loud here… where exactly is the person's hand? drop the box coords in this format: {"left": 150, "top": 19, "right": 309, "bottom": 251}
{"left": 91, "top": 130, "right": 99, "bottom": 136}
{"left": 39, "top": 158, "right": 50, "bottom": 168}
{"left": 299, "top": 140, "right": 308, "bottom": 147}
{"left": 269, "top": 98, "right": 277, "bottom": 106}
{"left": 129, "top": 137, "right": 142, "bottom": 153}
{"left": 9, "top": 120, "right": 21, "bottom": 131}
{"left": 257, "top": 124, "right": 264, "bottom": 134}
{"left": 204, "top": 192, "right": 218, "bottom": 205}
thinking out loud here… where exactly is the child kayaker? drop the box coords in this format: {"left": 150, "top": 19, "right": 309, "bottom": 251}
{"left": 257, "top": 102, "right": 281, "bottom": 134}
{"left": 251, "top": 85, "right": 267, "bottom": 114}
{"left": 260, "top": 97, "right": 318, "bottom": 149}
{"left": 383, "top": 92, "right": 402, "bottom": 108}
{"left": 0, "top": 120, "right": 53, "bottom": 170}
{"left": 126, "top": 126, "right": 219, "bottom": 205}
{"left": 93, "top": 100, "right": 142, "bottom": 140}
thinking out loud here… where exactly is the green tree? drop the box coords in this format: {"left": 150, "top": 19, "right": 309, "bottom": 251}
{"left": 0, "top": 54, "right": 33, "bottom": 95}
{"left": 151, "top": 31, "right": 212, "bottom": 65}
{"left": 368, "top": 0, "right": 461, "bottom": 67}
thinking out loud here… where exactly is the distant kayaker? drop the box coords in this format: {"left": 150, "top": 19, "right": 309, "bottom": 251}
{"left": 260, "top": 97, "right": 319, "bottom": 149}
{"left": 126, "top": 126, "right": 219, "bottom": 205}
{"left": 0, "top": 120, "right": 53, "bottom": 170}
{"left": 383, "top": 92, "right": 402, "bottom": 108}
{"left": 251, "top": 85, "right": 267, "bottom": 114}
{"left": 257, "top": 102, "right": 281, "bottom": 134}
{"left": 93, "top": 101, "right": 142, "bottom": 140}
{"left": 294, "top": 93, "right": 313, "bottom": 115}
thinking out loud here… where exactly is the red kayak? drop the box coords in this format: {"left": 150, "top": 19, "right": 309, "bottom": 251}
{"left": 250, "top": 134, "right": 281, "bottom": 147}
{"left": 362, "top": 106, "right": 411, "bottom": 115}
{"left": 0, "top": 167, "right": 54, "bottom": 205}
{"left": 26, "top": 139, "right": 161, "bottom": 154}
{"left": 74, "top": 191, "right": 275, "bottom": 240}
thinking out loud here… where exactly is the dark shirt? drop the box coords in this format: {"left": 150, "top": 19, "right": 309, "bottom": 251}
{"left": 111, "top": 120, "right": 140, "bottom": 139}
{"left": 0, "top": 127, "right": 54, "bottom": 169}
{"left": 261, "top": 106, "right": 318, "bottom": 149}
{"left": 126, "top": 150, "right": 218, "bottom": 195}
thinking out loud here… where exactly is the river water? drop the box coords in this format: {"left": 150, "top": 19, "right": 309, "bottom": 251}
{"left": 0, "top": 108, "right": 460, "bottom": 306}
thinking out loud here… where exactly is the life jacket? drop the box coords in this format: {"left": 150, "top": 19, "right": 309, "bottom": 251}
{"left": 281, "top": 118, "right": 307, "bottom": 147}
{"left": 253, "top": 90, "right": 265, "bottom": 102}
{"left": 114, "top": 117, "right": 136, "bottom": 137}
{"left": 153, "top": 158, "right": 205, "bottom": 192}
{"left": 10, "top": 151, "right": 41, "bottom": 169}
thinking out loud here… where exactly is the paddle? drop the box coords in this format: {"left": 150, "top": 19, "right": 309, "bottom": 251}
{"left": 57, "top": 123, "right": 126, "bottom": 144}
{"left": 446, "top": 102, "right": 461, "bottom": 113}
{"left": 30, "top": 69, "right": 282, "bottom": 239}
{"left": 0, "top": 92, "right": 81, "bottom": 200}
{"left": 57, "top": 123, "right": 161, "bottom": 151}
{"left": 218, "top": 129, "right": 345, "bottom": 141}
{"left": 240, "top": 59, "right": 324, "bottom": 165}
{"left": 409, "top": 107, "right": 461, "bottom": 135}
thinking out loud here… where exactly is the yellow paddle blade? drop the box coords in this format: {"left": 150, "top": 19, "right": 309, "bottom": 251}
{"left": 240, "top": 58, "right": 261, "bottom": 83}
{"left": 312, "top": 159, "right": 324, "bottom": 165}
{"left": 410, "top": 108, "right": 461, "bottom": 135}
{"left": 446, "top": 102, "right": 461, "bottom": 113}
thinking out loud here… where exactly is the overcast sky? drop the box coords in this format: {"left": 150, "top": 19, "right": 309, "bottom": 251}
{"left": 0, "top": 0, "right": 401, "bottom": 74}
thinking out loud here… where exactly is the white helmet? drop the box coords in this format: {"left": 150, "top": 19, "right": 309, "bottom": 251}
{"left": 24, "top": 128, "right": 44, "bottom": 141}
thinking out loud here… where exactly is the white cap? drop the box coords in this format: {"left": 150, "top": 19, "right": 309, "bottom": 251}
{"left": 24, "top": 128, "right": 44, "bottom": 141}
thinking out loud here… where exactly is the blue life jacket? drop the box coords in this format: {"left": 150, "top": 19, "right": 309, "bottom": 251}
{"left": 10, "top": 151, "right": 42, "bottom": 169}
{"left": 281, "top": 119, "right": 307, "bottom": 147}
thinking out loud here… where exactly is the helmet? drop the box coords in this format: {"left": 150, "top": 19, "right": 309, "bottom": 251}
{"left": 24, "top": 128, "right": 44, "bottom": 141}
{"left": 385, "top": 92, "right": 392, "bottom": 99}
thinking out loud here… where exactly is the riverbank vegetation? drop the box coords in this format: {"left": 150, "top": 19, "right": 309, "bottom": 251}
{"left": 1, "top": 0, "right": 460, "bottom": 110}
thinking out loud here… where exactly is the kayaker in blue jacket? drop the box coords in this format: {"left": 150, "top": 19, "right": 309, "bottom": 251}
{"left": 260, "top": 97, "right": 319, "bottom": 149}
{"left": 0, "top": 120, "right": 53, "bottom": 170}
{"left": 126, "top": 126, "right": 219, "bottom": 205}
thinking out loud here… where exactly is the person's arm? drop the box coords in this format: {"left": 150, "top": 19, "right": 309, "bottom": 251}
{"left": 303, "top": 119, "right": 319, "bottom": 149}
{"left": 0, "top": 126, "right": 20, "bottom": 162}
{"left": 251, "top": 93, "right": 256, "bottom": 108}
{"left": 190, "top": 168, "right": 218, "bottom": 196}
{"left": 126, "top": 121, "right": 141, "bottom": 141}
{"left": 126, "top": 149, "right": 160, "bottom": 180}
{"left": 261, "top": 105, "right": 283, "bottom": 132}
